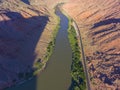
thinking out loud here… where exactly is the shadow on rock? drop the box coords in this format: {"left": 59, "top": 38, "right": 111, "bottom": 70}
{"left": 92, "top": 18, "right": 120, "bottom": 29}
{"left": 21, "top": 0, "right": 30, "bottom": 5}
{"left": 0, "top": 11, "right": 49, "bottom": 90}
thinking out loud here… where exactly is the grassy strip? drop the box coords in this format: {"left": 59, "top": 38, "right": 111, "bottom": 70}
{"left": 68, "top": 19, "right": 86, "bottom": 90}
{"left": 16, "top": 17, "right": 60, "bottom": 78}
{"left": 6, "top": 10, "right": 61, "bottom": 90}
{"left": 33, "top": 16, "right": 60, "bottom": 75}
{"left": 44, "top": 17, "right": 60, "bottom": 61}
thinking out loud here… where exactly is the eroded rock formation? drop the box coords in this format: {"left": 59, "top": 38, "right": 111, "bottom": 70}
{"left": 63, "top": 0, "right": 120, "bottom": 89}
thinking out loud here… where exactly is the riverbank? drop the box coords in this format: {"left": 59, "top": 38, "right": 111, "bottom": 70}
{"left": 33, "top": 14, "right": 60, "bottom": 75}
{"left": 4, "top": 6, "right": 61, "bottom": 90}
{"left": 67, "top": 17, "right": 86, "bottom": 90}
{"left": 59, "top": 4, "right": 87, "bottom": 89}
{"left": 5, "top": 5, "right": 72, "bottom": 90}
{"left": 34, "top": 7, "right": 72, "bottom": 90}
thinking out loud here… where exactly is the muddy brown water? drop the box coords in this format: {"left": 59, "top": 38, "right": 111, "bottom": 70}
{"left": 5, "top": 8, "right": 72, "bottom": 90}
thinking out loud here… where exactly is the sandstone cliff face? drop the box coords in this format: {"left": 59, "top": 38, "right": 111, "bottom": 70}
{"left": 63, "top": 0, "right": 120, "bottom": 89}
{"left": 0, "top": 0, "right": 59, "bottom": 89}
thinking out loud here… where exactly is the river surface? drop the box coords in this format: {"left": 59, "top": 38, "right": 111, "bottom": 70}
{"left": 5, "top": 8, "right": 72, "bottom": 90}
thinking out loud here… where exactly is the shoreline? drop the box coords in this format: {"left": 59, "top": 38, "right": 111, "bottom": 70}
{"left": 63, "top": 7, "right": 87, "bottom": 89}
{"left": 4, "top": 3, "right": 86, "bottom": 90}
{"left": 72, "top": 20, "right": 91, "bottom": 90}
{"left": 55, "top": 4, "right": 87, "bottom": 89}
{"left": 4, "top": 7, "right": 60, "bottom": 90}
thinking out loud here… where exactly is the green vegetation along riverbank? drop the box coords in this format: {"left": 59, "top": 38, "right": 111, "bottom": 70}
{"left": 33, "top": 15, "right": 60, "bottom": 75}
{"left": 4, "top": 7, "right": 61, "bottom": 90}
{"left": 44, "top": 17, "right": 60, "bottom": 61}
{"left": 68, "top": 19, "right": 86, "bottom": 90}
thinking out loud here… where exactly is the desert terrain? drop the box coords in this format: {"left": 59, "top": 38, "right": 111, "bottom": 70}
{"left": 63, "top": 0, "right": 120, "bottom": 89}
{"left": 0, "top": 0, "right": 120, "bottom": 90}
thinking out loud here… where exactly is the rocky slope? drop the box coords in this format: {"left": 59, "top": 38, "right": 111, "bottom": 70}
{"left": 63, "top": 0, "right": 120, "bottom": 89}
{"left": 0, "top": 0, "right": 59, "bottom": 89}
{"left": 0, "top": 0, "right": 120, "bottom": 89}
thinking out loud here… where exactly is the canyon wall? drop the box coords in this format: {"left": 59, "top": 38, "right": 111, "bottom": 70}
{"left": 63, "top": 0, "right": 120, "bottom": 89}
{"left": 0, "top": 0, "right": 59, "bottom": 89}
{"left": 0, "top": 0, "right": 120, "bottom": 89}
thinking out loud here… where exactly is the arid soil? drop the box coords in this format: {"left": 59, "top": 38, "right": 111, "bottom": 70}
{"left": 63, "top": 0, "right": 120, "bottom": 89}
{"left": 0, "top": 0, "right": 59, "bottom": 89}
{"left": 0, "top": 0, "right": 120, "bottom": 90}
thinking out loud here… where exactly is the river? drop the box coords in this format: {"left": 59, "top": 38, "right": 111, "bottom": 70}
{"left": 5, "top": 7, "right": 72, "bottom": 90}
